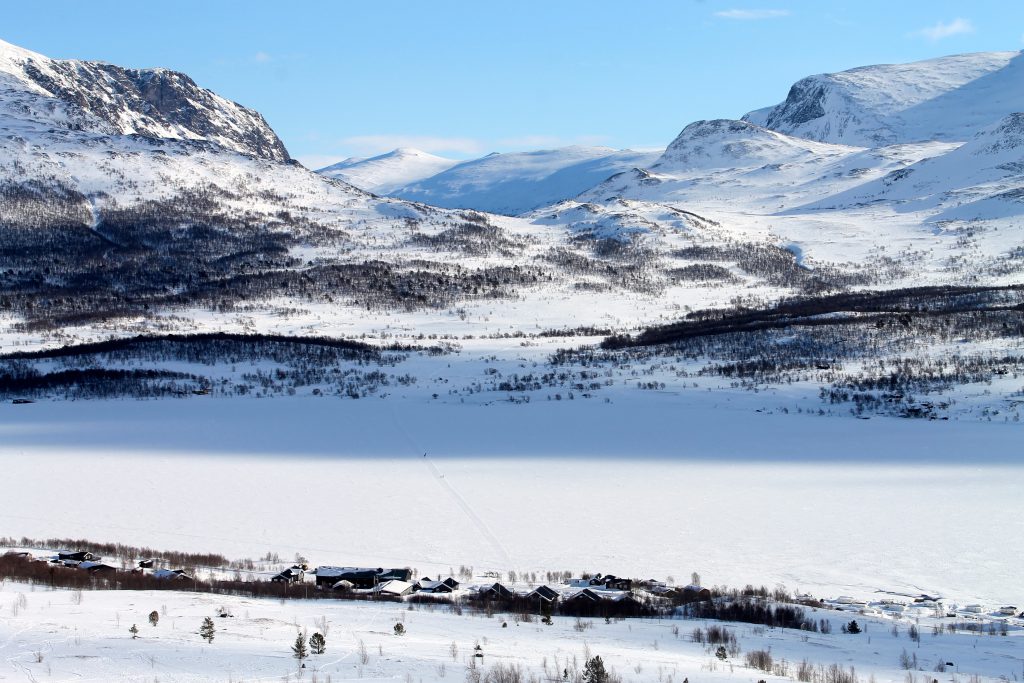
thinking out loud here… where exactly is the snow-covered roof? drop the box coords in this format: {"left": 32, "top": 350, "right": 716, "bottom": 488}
{"left": 78, "top": 561, "right": 114, "bottom": 571}
{"left": 153, "top": 568, "right": 190, "bottom": 580}
{"left": 314, "top": 566, "right": 383, "bottom": 578}
{"left": 376, "top": 580, "right": 413, "bottom": 595}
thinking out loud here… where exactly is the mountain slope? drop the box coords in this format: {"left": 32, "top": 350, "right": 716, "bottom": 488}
{"left": 0, "top": 38, "right": 288, "bottom": 160}
{"left": 744, "top": 51, "right": 1024, "bottom": 146}
{"left": 318, "top": 148, "right": 459, "bottom": 194}
{"left": 796, "top": 112, "right": 1024, "bottom": 221}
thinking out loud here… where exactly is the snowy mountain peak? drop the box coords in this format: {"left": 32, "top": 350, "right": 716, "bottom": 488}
{"left": 392, "top": 147, "right": 440, "bottom": 157}
{"left": 745, "top": 51, "right": 1024, "bottom": 146}
{"left": 0, "top": 37, "right": 289, "bottom": 160}
{"left": 317, "top": 147, "right": 460, "bottom": 194}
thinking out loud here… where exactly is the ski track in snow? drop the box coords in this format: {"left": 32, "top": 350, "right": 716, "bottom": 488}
{"left": 422, "top": 452, "right": 514, "bottom": 569}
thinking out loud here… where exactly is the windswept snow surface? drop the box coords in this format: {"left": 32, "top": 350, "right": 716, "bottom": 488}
{"left": 1, "top": 396, "right": 1022, "bottom": 606}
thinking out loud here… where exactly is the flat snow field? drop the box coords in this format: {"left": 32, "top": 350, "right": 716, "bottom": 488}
{"left": 1, "top": 396, "right": 1022, "bottom": 607}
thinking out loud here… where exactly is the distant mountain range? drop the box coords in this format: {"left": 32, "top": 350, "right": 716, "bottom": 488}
{"left": 315, "top": 50, "right": 1024, "bottom": 219}
{"left": 2, "top": 37, "right": 1024, "bottom": 418}
{"left": 319, "top": 145, "right": 661, "bottom": 215}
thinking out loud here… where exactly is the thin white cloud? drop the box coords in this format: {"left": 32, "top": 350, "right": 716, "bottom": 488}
{"left": 252, "top": 51, "right": 273, "bottom": 64}
{"left": 913, "top": 18, "right": 975, "bottom": 41}
{"left": 714, "top": 9, "right": 790, "bottom": 20}
{"left": 339, "top": 135, "right": 487, "bottom": 157}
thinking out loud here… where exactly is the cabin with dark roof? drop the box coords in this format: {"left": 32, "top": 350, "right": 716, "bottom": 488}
{"left": 478, "top": 582, "right": 514, "bottom": 600}
{"left": 57, "top": 550, "right": 96, "bottom": 562}
{"left": 270, "top": 566, "right": 305, "bottom": 584}
{"left": 562, "top": 587, "right": 645, "bottom": 617}
{"left": 588, "top": 574, "right": 632, "bottom": 591}
{"left": 153, "top": 568, "right": 192, "bottom": 581}
{"left": 313, "top": 566, "right": 412, "bottom": 589}
{"left": 525, "top": 585, "right": 560, "bottom": 604}
{"left": 79, "top": 561, "right": 117, "bottom": 574}
{"left": 679, "top": 585, "right": 712, "bottom": 603}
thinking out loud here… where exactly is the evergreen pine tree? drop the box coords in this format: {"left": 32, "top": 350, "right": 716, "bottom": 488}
{"left": 582, "top": 655, "right": 609, "bottom": 683}
{"left": 199, "top": 616, "right": 215, "bottom": 643}
{"left": 309, "top": 631, "right": 326, "bottom": 655}
{"left": 129, "top": 624, "right": 139, "bottom": 639}
{"left": 292, "top": 630, "right": 308, "bottom": 661}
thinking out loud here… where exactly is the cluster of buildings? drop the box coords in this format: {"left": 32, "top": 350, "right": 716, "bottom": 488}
{"left": 5, "top": 550, "right": 194, "bottom": 581}
{"left": 6, "top": 549, "right": 714, "bottom": 613}
{"left": 300, "top": 566, "right": 711, "bottom": 612}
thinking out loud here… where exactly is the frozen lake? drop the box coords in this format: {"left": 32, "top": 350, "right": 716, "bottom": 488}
{"left": 1, "top": 396, "right": 1021, "bottom": 605}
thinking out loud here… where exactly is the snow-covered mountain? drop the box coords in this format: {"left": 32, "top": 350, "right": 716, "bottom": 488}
{"left": 347, "top": 145, "right": 662, "bottom": 215}
{"left": 317, "top": 148, "right": 459, "bottom": 194}
{"left": 744, "top": 51, "right": 1024, "bottom": 146}
{"left": 0, "top": 38, "right": 288, "bottom": 160}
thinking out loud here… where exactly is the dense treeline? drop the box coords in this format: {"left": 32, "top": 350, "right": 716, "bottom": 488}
{"left": 0, "top": 367, "right": 200, "bottom": 399}
{"left": 682, "top": 598, "right": 817, "bottom": 630}
{"left": 0, "top": 334, "right": 430, "bottom": 400}
{"left": 602, "top": 284, "right": 1024, "bottom": 349}
{"left": 0, "top": 537, "right": 229, "bottom": 569}
{"left": 0, "top": 332, "right": 377, "bottom": 361}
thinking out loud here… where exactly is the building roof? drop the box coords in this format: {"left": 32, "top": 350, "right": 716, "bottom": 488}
{"left": 417, "top": 579, "right": 449, "bottom": 591}
{"left": 79, "top": 561, "right": 115, "bottom": 571}
{"left": 376, "top": 580, "right": 414, "bottom": 595}
{"left": 153, "top": 568, "right": 190, "bottom": 580}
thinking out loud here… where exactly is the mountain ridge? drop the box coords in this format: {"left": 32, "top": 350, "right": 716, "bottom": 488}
{"left": 0, "top": 37, "right": 289, "bottom": 161}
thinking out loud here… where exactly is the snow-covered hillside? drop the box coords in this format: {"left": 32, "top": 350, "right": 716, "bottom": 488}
{"left": 318, "top": 147, "right": 460, "bottom": 194}
{"left": 744, "top": 51, "right": 1024, "bottom": 146}
{"left": 379, "top": 145, "right": 661, "bottom": 215}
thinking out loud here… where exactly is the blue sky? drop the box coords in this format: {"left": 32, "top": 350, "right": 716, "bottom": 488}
{"left": 5, "top": 1, "right": 1024, "bottom": 167}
